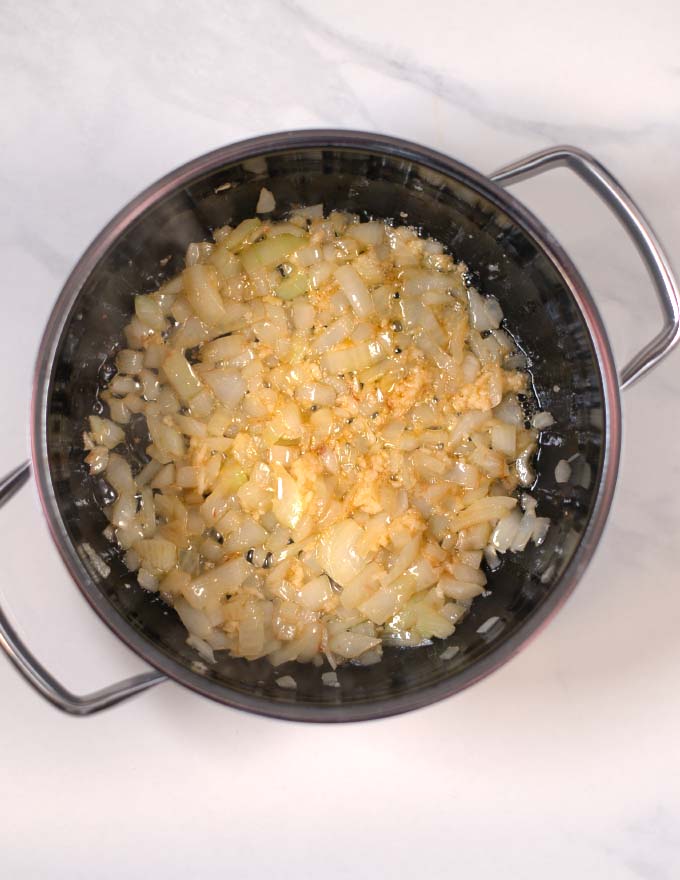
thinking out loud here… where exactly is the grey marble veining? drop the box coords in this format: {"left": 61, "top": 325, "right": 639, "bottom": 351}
{"left": 1, "top": 2, "right": 679, "bottom": 878}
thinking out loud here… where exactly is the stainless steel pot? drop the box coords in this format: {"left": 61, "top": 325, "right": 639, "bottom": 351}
{"left": 1, "top": 132, "right": 678, "bottom": 721}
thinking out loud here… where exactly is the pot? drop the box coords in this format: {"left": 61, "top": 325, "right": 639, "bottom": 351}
{"left": 1, "top": 131, "right": 678, "bottom": 721}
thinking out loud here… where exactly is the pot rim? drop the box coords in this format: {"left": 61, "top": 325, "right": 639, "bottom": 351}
{"left": 30, "top": 129, "right": 622, "bottom": 722}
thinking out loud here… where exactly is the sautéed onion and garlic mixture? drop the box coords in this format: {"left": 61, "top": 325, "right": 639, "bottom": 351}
{"left": 84, "top": 199, "right": 552, "bottom": 669}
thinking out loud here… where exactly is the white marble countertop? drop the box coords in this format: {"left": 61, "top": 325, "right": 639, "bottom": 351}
{"left": 2, "top": 1, "right": 679, "bottom": 877}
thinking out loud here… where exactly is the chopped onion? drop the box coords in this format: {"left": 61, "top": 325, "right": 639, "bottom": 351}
{"left": 532, "top": 411, "right": 555, "bottom": 430}
{"left": 493, "top": 394, "right": 524, "bottom": 426}
{"left": 136, "top": 538, "right": 178, "bottom": 574}
{"left": 328, "top": 631, "right": 381, "bottom": 659}
{"left": 322, "top": 339, "right": 385, "bottom": 374}
{"left": 450, "top": 496, "right": 517, "bottom": 532}
{"left": 334, "top": 265, "right": 375, "bottom": 318}
{"left": 163, "top": 351, "right": 203, "bottom": 403}
{"left": 316, "top": 520, "right": 366, "bottom": 587}
{"left": 510, "top": 511, "right": 536, "bottom": 553}
{"left": 116, "top": 349, "right": 145, "bottom": 375}
{"left": 241, "top": 234, "right": 302, "bottom": 275}
{"left": 275, "top": 675, "right": 297, "bottom": 690}
{"left": 345, "top": 221, "right": 385, "bottom": 247}
{"left": 491, "top": 509, "right": 523, "bottom": 552}
{"left": 256, "top": 187, "right": 276, "bottom": 213}
{"left": 298, "top": 575, "right": 334, "bottom": 612}
{"left": 84, "top": 446, "right": 109, "bottom": 475}
{"left": 135, "top": 295, "right": 166, "bottom": 331}
{"left": 439, "top": 576, "right": 485, "bottom": 601}
{"left": 555, "top": 459, "right": 572, "bottom": 484}
{"left": 312, "top": 315, "right": 354, "bottom": 354}
{"left": 272, "top": 465, "right": 305, "bottom": 529}
{"left": 491, "top": 423, "right": 516, "bottom": 457}
{"left": 183, "top": 264, "right": 230, "bottom": 328}
{"left": 203, "top": 369, "right": 247, "bottom": 409}
{"left": 186, "top": 557, "right": 251, "bottom": 610}
{"left": 85, "top": 211, "right": 551, "bottom": 670}
{"left": 89, "top": 415, "right": 125, "bottom": 450}
{"left": 467, "top": 287, "right": 503, "bottom": 332}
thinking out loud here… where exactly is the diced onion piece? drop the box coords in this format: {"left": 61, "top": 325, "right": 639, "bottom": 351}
{"left": 163, "top": 351, "right": 203, "bottom": 403}
{"left": 137, "top": 569, "right": 158, "bottom": 591}
{"left": 449, "top": 562, "right": 486, "bottom": 586}
{"left": 183, "top": 264, "right": 230, "bottom": 328}
{"left": 105, "top": 453, "right": 135, "bottom": 494}
{"left": 446, "top": 460, "right": 480, "bottom": 489}
{"left": 360, "top": 586, "right": 403, "bottom": 625}
{"left": 439, "top": 576, "right": 485, "bottom": 601}
{"left": 220, "top": 218, "right": 261, "bottom": 251}
{"left": 116, "top": 349, "right": 145, "bottom": 375}
{"left": 467, "top": 287, "right": 502, "bottom": 332}
{"left": 449, "top": 496, "right": 517, "bottom": 531}
{"left": 175, "top": 598, "right": 213, "bottom": 639}
{"left": 291, "top": 298, "right": 315, "bottom": 330}
{"left": 381, "top": 536, "right": 421, "bottom": 587}
{"left": 555, "top": 459, "right": 572, "bottom": 483}
{"left": 532, "top": 517, "right": 550, "bottom": 545}
{"left": 135, "top": 295, "right": 166, "bottom": 331}
{"left": 276, "top": 270, "right": 309, "bottom": 301}
{"left": 295, "top": 383, "right": 336, "bottom": 407}
{"left": 85, "top": 446, "right": 109, "bottom": 475}
{"left": 241, "top": 234, "right": 302, "bottom": 275}
{"left": 275, "top": 675, "right": 297, "bottom": 690}
{"left": 238, "top": 608, "right": 265, "bottom": 658}
{"left": 135, "top": 538, "right": 177, "bottom": 574}
{"left": 185, "top": 557, "right": 251, "bottom": 609}
{"left": 200, "top": 334, "right": 246, "bottom": 365}
{"left": 516, "top": 442, "right": 537, "bottom": 487}
{"left": 322, "top": 339, "right": 385, "bottom": 374}
{"left": 316, "top": 520, "right": 366, "bottom": 587}
{"left": 491, "top": 423, "right": 516, "bottom": 457}
{"left": 532, "top": 411, "right": 554, "bottom": 430}
{"left": 413, "top": 603, "right": 456, "bottom": 639}
{"left": 256, "top": 187, "right": 276, "bottom": 213}
{"left": 345, "top": 221, "right": 385, "bottom": 247}
{"left": 328, "top": 631, "right": 381, "bottom": 660}
{"left": 203, "top": 369, "right": 247, "bottom": 409}
{"left": 312, "top": 315, "right": 354, "bottom": 354}
{"left": 510, "top": 511, "right": 536, "bottom": 553}
{"left": 272, "top": 465, "right": 305, "bottom": 529}
{"left": 334, "top": 265, "right": 375, "bottom": 318}
{"left": 493, "top": 395, "right": 524, "bottom": 426}
{"left": 491, "top": 509, "right": 523, "bottom": 552}
{"left": 147, "top": 414, "right": 185, "bottom": 459}
{"left": 400, "top": 297, "right": 446, "bottom": 346}
{"left": 264, "top": 401, "right": 303, "bottom": 445}
{"left": 298, "top": 575, "right": 334, "bottom": 612}
{"left": 89, "top": 415, "right": 125, "bottom": 450}
{"left": 456, "top": 522, "right": 490, "bottom": 551}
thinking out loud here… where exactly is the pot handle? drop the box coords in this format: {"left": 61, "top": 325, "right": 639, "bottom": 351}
{"left": 490, "top": 145, "right": 680, "bottom": 390}
{"left": 0, "top": 462, "right": 166, "bottom": 715}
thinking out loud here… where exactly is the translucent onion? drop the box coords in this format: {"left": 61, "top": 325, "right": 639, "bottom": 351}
{"left": 334, "top": 265, "right": 375, "bottom": 317}
{"left": 89, "top": 416, "right": 125, "bottom": 450}
{"left": 322, "top": 339, "right": 385, "bottom": 374}
{"left": 203, "top": 369, "right": 247, "bottom": 409}
{"left": 315, "top": 520, "right": 366, "bottom": 587}
{"left": 85, "top": 208, "right": 552, "bottom": 670}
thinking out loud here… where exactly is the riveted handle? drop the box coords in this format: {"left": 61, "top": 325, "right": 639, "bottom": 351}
{"left": 490, "top": 145, "right": 680, "bottom": 390}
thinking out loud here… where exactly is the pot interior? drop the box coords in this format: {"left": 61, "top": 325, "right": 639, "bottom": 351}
{"left": 42, "top": 137, "right": 614, "bottom": 719}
